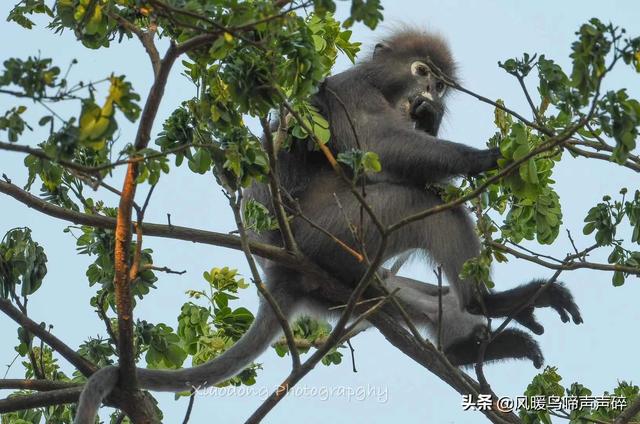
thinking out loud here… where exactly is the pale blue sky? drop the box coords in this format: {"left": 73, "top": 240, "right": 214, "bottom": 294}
{"left": 1, "top": 1, "right": 639, "bottom": 423}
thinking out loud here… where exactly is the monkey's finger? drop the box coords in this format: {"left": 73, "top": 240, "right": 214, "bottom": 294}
{"left": 566, "top": 303, "right": 583, "bottom": 325}
{"left": 515, "top": 308, "right": 544, "bottom": 335}
{"left": 539, "top": 283, "right": 583, "bottom": 325}
{"left": 549, "top": 304, "right": 571, "bottom": 323}
{"left": 552, "top": 285, "right": 583, "bottom": 324}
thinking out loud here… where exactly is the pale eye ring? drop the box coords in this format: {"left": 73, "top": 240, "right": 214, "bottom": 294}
{"left": 411, "top": 62, "right": 429, "bottom": 77}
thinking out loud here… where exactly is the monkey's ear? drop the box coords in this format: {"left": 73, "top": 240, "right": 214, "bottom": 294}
{"left": 373, "top": 42, "right": 391, "bottom": 58}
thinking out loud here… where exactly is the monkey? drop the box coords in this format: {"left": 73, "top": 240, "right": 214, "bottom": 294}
{"left": 73, "top": 29, "right": 583, "bottom": 423}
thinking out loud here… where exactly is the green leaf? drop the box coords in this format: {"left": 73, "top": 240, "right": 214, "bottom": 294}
{"left": 612, "top": 270, "right": 625, "bottom": 286}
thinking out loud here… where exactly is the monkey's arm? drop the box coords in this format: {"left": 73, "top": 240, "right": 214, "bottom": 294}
{"left": 367, "top": 115, "right": 500, "bottom": 183}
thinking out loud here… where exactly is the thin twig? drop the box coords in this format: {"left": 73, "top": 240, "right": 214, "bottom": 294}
{"left": 0, "top": 299, "right": 97, "bottom": 377}
{"left": 96, "top": 291, "right": 119, "bottom": 348}
{"left": 144, "top": 265, "right": 187, "bottom": 275}
{"left": 106, "top": 10, "right": 161, "bottom": 75}
{"left": 488, "top": 240, "right": 639, "bottom": 275}
{"left": 514, "top": 74, "right": 540, "bottom": 124}
{"left": 435, "top": 266, "right": 444, "bottom": 352}
{"left": 182, "top": 389, "right": 196, "bottom": 424}
{"left": 260, "top": 117, "right": 298, "bottom": 253}
{"left": 346, "top": 340, "right": 357, "bottom": 373}
{"left": 280, "top": 195, "right": 363, "bottom": 262}
{"left": 227, "top": 190, "right": 301, "bottom": 370}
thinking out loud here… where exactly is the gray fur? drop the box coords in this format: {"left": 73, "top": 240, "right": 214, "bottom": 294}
{"left": 73, "top": 29, "right": 582, "bottom": 423}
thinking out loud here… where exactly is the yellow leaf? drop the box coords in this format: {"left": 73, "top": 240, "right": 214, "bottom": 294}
{"left": 224, "top": 32, "right": 233, "bottom": 43}
{"left": 101, "top": 98, "right": 114, "bottom": 117}
{"left": 82, "top": 138, "right": 106, "bottom": 150}
{"left": 209, "top": 337, "right": 226, "bottom": 350}
{"left": 108, "top": 77, "right": 123, "bottom": 103}
{"left": 43, "top": 72, "right": 55, "bottom": 85}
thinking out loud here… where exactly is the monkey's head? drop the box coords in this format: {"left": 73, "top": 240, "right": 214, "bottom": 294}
{"left": 365, "top": 29, "right": 457, "bottom": 136}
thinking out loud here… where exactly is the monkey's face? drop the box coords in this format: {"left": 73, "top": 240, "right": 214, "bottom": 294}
{"left": 404, "top": 60, "right": 447, "bottom": 136}
{"left": 370, "top": 37, "right": 454, "bottom": 136}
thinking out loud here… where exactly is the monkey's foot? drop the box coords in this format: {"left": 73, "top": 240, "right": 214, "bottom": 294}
{"left": 480, "top": 280, "right": 583, "bottom": 335}
{"left": 446, "top": 327, "right": 544, "bottom": 369}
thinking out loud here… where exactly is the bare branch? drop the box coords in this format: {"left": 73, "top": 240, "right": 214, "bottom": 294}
{"left": 0, "top": 387, "right": 82, "bottom": 413}
{"left": 0, "top": 140, "right": 101, "bottom": 176}
{"left": 281, "top": 193, "right": 364, "bottom": 262}
{"left": 435, "top": 266, "right": 444, "bottom": 352}
{"left": 106, "top": 11, "right": 161, "bottom": 76}
{"left": 0, "top": 88, "right": 80, "bottom": 101}
{"left": 0, "top": 299, "right": 97, "bottom": 377}
{"left": 488, "top": 240, "right": 639, "bottom": 275}
{"left": 144, "top": 265, "right": 187, "bottom": 275}
{"left": 96, "top": 291, "right": 119, "bottom": 347}
{"left": 228, "top": 190, "right": 301, "bottom": 370}
{"left": 514, "top": 74, "right": 540, "bottom": 124}
{"left": 0, "top": 379, "right": 80, "bottom": 391}
{"left": 566, "top": 142, "right": 640, "bottom": 172}
{"left": 0, "top": 140, "right": 214, "bottom": 175}
{"left": 0, "top": 179, "right": 298, "bottom": 270}
{"left": 423, "top": 57, "right": 551, "bottom": 136}
{"left": 182, "top": 389, "right": 196, "bottom": 424}
{"left": 615, "top": 396, "right": 640, "bottom": 424}
{"left": 260, "top": 117, "right": 298, "bottom": 253}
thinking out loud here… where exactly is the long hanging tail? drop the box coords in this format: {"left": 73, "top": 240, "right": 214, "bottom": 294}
{"left": 74, "top": 365, "right": 119, "bottom": 424}
{"left": 137, "top": 291, "right": 292, "bottom": 390}
{"left": 74, "top": 287, "right": 294, "bottom": 424}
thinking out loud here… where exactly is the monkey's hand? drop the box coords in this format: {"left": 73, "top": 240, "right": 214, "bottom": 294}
{"left": 480, "top": 280, "right": 583, "bottom": 335}
{"left": 466, "top": 147, "right": 501, "bottom": 176}
{"left": 409, "top": 95, "right": 444, "bottom": 135}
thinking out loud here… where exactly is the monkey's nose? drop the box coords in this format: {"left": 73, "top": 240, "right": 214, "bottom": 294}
{"left": 420, "top": 91, "right": 434, "bottom": 101}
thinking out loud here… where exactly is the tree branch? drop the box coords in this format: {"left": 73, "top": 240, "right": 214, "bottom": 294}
{"left": 615, "top": 396, "right": 640, "bottom": 424}
{"left": 106, "top": 11, "right": 161, "bottom": 76}
{"left": 260, "top": 117, "right": 298, "bottom": 253}
{"left": 0, "top": 179, "right": 299, "bottom": 270}
{"left": 566, "top": 142, "right": 640, "bottom": 172}
{"left": 0, "top": 379, "right": 80, "bottom": 391}
{"left": 487, "top": 240, "right": 640, "bottom": 275}
{"left": 0, "top": 387, "right": 82, "bottom": 413}
{"left": 0, "top": 299, "right": 97, "bottom": 377}
{"left": 228, "top": 190, "right": 301, "bottom": 370}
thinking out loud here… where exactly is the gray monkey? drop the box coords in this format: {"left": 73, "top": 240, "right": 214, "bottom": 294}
{"left": 73, "top": 29, "right": 582, "bottom": 423}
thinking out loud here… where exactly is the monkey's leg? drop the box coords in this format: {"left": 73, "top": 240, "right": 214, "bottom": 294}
{"left": 379, "top": 275, "right": 544, "bottom": 368}
{"left": 297, "top": 183, "right": 480, "bottom": 307}
{"left": 445, "top": 326, "right": 544, "bottom": 369}
{"left": 295, "top": 180, "right": 482, "bottom": 309}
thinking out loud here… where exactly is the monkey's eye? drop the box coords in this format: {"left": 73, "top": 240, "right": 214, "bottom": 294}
{"left": 411, "top": 62, "right": 429, "bottom": 77}
{"left": 435, "top": 81, "right": 445, "bottom": 92}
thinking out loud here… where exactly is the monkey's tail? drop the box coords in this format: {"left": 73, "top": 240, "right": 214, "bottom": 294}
{"left": 74, "top": 290, "right": 294, "bottom": 424}
{"left": 74, "top": 365, "right": 119, "bottom": 424}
